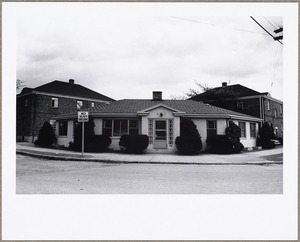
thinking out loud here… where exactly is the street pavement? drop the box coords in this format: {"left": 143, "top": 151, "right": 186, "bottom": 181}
{"left": 16, "top": 142, "right": 283, "bottom": 165}
{"left": 16, "top": 154, "right": 283, "bottom": 194}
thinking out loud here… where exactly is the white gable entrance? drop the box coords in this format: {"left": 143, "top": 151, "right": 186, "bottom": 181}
{"left": 138, "top": 104, "right": 184, "bottom": 151}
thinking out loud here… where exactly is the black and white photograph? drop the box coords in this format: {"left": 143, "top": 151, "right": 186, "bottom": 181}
{"left": 2, "top": 2, "right": 298, "bottom": 240}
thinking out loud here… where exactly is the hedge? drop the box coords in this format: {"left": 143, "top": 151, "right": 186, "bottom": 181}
{"left": 256, "top": 137, "right": 275, "bottom": 149}
{"left": 69, "top": 135, "right": 111, "bottom": 152}
{"left": 206, "top": 135, "right": 244, "bottom": 154}
{"left": 119, "top": 134, "right": 149, "bottom": 154}
{"left": 175, "top": 136, "right": 202, "bottom": 155}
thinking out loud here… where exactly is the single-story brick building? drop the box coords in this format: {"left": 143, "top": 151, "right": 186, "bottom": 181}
{"left": 53, "top": 92, "right": 262, "bottom": 152}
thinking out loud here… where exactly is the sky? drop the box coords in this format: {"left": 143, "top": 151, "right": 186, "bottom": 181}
{"left": 16, "top": 3, "right": 283, "bottom": 101}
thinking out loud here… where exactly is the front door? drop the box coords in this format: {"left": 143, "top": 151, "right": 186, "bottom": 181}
{"left": 154, "top": 120, "right": 167, "bottom": 149}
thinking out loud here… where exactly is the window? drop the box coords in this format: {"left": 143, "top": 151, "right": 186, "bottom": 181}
{"left": 207, "top": 120, "right": 217, "bottom": 137}
{"left": 103, "top": 120, "right": 113, "bottom": 136}
{"left": 102, "top": 119, "right": 138, "bottom": 137}
{"left": 250, "top": 123, "right": 256, "bottom": 138}
{"left": 237, "top": 101, "right": 244, "bottom": 110}
{"left": 77, "top": 100, "right": 83, "bottom": 110}
{"left": 274, "top": 109, "right": 277, "bottom": 118}
{"left": 51, "top": 98, "right": 58, "bottom": 108}
{"left": 91, "top": 102, "right": 95, "bottom": 108}
{"left": 59, "top": 120, "right": 68, "bottom": 136}
{"left": 113, "top": 120, "right": 128, "bottom": 136}
{"left": 267, "top": 100, "right": 270, "bottom": 111}
{"left": 129, "top": 120, "right": 138, "bottom": 135}
{"left": 239, "top": 122, "right": 246, "bottom": 138}
{"left": 24, "top": 98, "right": 28, "bottom": 107}
{"left": 280, "top": 105, "right": 282, "bottom": 114}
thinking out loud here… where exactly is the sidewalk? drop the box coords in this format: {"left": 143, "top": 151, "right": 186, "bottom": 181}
{"left": 16, "top": 142, "right": 283, "bottom": 165}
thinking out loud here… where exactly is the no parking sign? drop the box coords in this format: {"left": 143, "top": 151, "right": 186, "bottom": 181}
{"left": 78, "top": 111, "right": 89, "bottom": 122}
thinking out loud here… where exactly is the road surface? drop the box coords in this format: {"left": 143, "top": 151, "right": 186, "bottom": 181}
{"left": 16, "top": 155, "right": 283, "bottom": 194}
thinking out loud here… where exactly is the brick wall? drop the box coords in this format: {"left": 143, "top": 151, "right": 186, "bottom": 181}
{"left": 208, "top": 97, "right": 261, "bottom": 118}
{"left": 17, "top": 93, "right": 108, "bottom": 141}
{"left": 16, "top": 94, "right": 35, "bottom": 139}
{"left": 263, "top": 98, "right": 283, "bottom": 138}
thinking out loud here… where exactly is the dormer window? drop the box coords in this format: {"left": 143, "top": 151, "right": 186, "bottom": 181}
{"left": 237, "top": 101, "right": 244, "bottom": 110}
{"left": 77, "top": 100, "right": 83, "bottom": 110}
{"left": 51, "top": 98, "right": 58, "bottom": 108}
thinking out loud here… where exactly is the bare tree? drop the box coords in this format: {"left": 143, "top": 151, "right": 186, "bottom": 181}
{"left": 170, "top": 81, "right": 214, "bottom": 100}
{"left": 16, "top": 79, "right": 25, "bottom": 94}
{"left": 170, "top": 95, "right": 187, "bottom": 100}
{"left": 185, "top": 81, "right": 213, "bottom": 98}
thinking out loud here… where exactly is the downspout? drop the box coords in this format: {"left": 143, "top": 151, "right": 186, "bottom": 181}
{"left": 31, "top": 93, "right": 37, "bottom": 143}
{"left": 261, "top": 96, "right": 265, "bottom": 124}
{"left": 259, "top": 96, "right": 263, "bottom": 126}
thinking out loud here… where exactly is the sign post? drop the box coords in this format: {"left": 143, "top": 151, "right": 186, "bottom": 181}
{"left": 78, "top": 111, "right": 89, "bottom": 156}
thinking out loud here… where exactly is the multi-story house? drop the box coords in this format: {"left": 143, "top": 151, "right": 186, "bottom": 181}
{"left": 189, "top": 82, "right": 283, "bottom": 138}
{"left": 17, "top": 79, "right": 115, "bottom": 142}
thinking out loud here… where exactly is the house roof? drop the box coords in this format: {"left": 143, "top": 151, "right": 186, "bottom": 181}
{"left": 53, "top": 99, "right": 262, "bottom": 121}
{"left": 189, "top": 84, "right": 269, "bottom": 101}
{"left": 18, "top": 80, "right": 115, "bottom": 102}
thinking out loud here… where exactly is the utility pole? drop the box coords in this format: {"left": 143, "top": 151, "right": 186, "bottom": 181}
{"left": 250, "top": 16, "right": 283, "bottom": 45}
{"left": 273, "top": 27, "right": 283, "bottom": 41}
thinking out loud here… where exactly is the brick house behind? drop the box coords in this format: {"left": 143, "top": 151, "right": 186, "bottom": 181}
{"left": 189, "top": 82, "right": 283, "bottom": 138}
{"left": 17, "top": 79, "right": 115, "bottom": 142}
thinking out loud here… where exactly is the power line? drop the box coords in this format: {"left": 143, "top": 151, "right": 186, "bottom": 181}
{"left": 263, "top": 17, "right": 276, "bottom": 28}
{"left": 269, "top": 17, "right": 281, "bottom": 28}
{"left": 171, "top": 16, "right": 269, "bottom": 36}
{"left": 250, "top": 16, "right": 283, "bottom": 45}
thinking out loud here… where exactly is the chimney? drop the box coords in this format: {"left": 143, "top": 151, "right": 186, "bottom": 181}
{"left": 153, "top": 91, "right": 162, "bottom": 101}
{"left": 222, "top": 82, "right": 227, "bottom": 87}
{"left": 69, "top": 79, "right": 75, "bottom": 84}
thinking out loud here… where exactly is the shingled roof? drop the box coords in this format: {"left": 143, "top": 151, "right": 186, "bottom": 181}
{"left": 18, "top": 80, "right": 115, "bottom": 102}
{"left": 189, "top": 84, "right": 268, "bottom": 102}
{"left": 97, "top": 99, "right": 260, "bottom": 117}
{"left": 54, "top": 99, "right": 262, "bottom": 121}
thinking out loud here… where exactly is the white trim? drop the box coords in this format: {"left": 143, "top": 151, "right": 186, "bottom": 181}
{"left": 263, "top": 95, "right": 283, "bottom": 104}
{"left": 228, "top": 115, "right": 262, "bottom": 122}
{"left": 137, "top": 103, "right": 185, "bottom": 113}
{"left": 224, "top": 94, "right": 283, "bottom": 104}
{"left": 93, "top": 113, "right": 138, "bottom": 118}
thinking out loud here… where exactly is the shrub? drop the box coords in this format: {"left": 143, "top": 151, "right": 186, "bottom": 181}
{"left": 206, "top": 135, "right": 244, "bottom": 154}
{"left": 34, "top": 121, "right": 56, "bottom": 147}
{"left": 258, "top": 122, "right": 276, "bottom": 149}
{"left": 180, "top": 117, "right": 201, "bottom": 138}
{"left": 259, "top": 122, "right": 275, "bottom": 140}
{"left": 225, "top": 122, "right": 241, "bottom": 143}
{"left": 69, "top": 120, "right": 111, "bottom": 152}
{"left": 119, "top": 134, "right": 149, "bottom": 154}
{"left": 175, "top": 136, "right": 202, "bottom": 155}
{"left": 176, "top": 117, "right": 202, "bottom": 155}
{"left": 256, "top": 137, "right": 275, "bottom": 149}
{"left": 206, "top": 122, "right": 244, "bottom": 154}
{"left": 85, "top": 135, "right": 111, "bottom": 152}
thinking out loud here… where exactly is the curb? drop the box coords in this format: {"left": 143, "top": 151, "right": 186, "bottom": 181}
{"left": 17, "top": 150, "right": 283, "bottom": 166}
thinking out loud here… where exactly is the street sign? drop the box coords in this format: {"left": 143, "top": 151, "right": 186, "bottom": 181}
{"left": 78, "top": 111, "right": 89, "bottom": 122}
